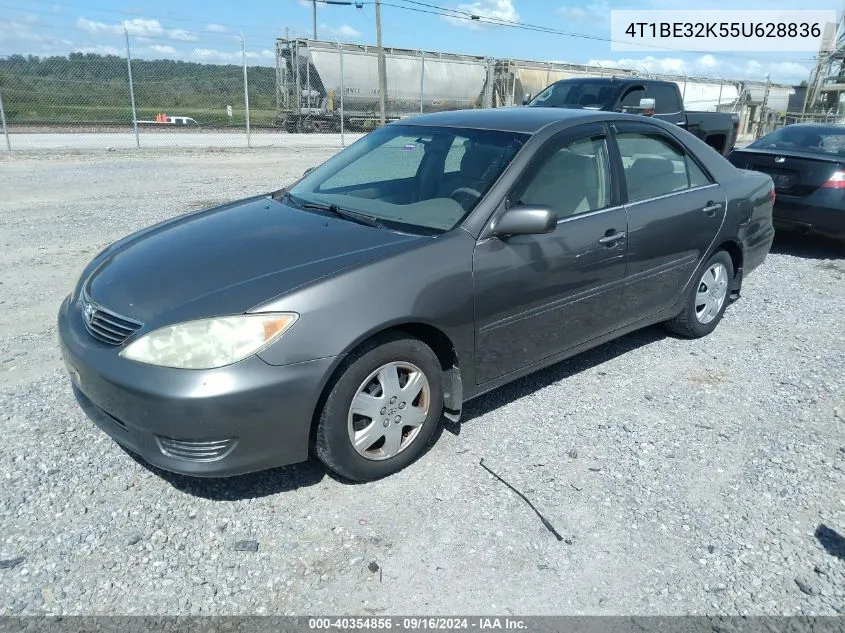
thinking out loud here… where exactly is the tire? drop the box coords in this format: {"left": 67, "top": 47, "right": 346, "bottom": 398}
{"left": 314, "top": 333, "right": 444, "bottom": 482}
{"left": 665, "top": 250, "right": 734, "bottom": 338}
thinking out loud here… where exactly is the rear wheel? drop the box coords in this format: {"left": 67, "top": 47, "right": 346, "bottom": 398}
{"left": 314, "top": 334, "right": 443, "bottom": 482}
{"left": 665, "top": 250, "right": 733, "bottom": 338}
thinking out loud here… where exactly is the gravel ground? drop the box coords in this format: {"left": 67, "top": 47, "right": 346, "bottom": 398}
{"left": 5, "top": 131, "right": 364, "bottom": 151}
{"left": 0, "top": 148, "right": 843, "bottom": 617}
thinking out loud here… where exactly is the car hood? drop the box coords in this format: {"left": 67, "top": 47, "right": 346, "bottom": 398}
{"left": 83, "top": 195, "right": 426, "bottom": 324}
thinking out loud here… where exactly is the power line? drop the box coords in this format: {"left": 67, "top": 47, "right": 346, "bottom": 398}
{"left": 376, "top": 0, "right": 818, "bottom": 66}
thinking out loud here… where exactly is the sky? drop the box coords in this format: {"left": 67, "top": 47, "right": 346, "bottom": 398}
{"left": 1, "top": 0, "right": 842, "bottom": 84}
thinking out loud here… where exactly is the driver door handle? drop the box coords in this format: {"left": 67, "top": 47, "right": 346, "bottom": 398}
{"left": 598, "top": 231, "right": 626, "bottom": 245}
{"left": 702, "top": 203, "right": 722, "bottom": 216}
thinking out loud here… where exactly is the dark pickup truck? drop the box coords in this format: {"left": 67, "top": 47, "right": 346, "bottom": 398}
{"left": 526, "top": 77, "right": 740, "bottom": 155}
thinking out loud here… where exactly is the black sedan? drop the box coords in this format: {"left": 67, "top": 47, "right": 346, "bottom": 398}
{"left": 729, "top": 123, "right": 845, "bottom": 244}
{"left": 58, "top": 108, "right": 775, "bottom": 482}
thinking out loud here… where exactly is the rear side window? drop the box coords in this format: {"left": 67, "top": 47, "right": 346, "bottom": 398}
{"left": 648, "top": 84, "right": 681, "bottom": 114}
{"left": 616, "top": 132, "right": 711, "bottom": 201}
{"left": 686, "top": 155, "right": 710, "bottom": 187}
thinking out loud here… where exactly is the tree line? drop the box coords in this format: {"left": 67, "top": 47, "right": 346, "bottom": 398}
{"left": 0, "top": 52, "right": 278, "bottom": 126}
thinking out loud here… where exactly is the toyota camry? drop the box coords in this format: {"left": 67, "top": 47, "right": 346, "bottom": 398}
{"left": 58, "top": 108, "right": 775, "bottom": 482}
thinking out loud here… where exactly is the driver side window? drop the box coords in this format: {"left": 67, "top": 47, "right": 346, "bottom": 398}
{"left": 517, "top": 135, "right": 612, "bottom": 220}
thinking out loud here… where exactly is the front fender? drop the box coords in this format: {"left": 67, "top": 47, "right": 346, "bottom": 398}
{"left": 254, "top": 229, "right": 477, "bottom": 371}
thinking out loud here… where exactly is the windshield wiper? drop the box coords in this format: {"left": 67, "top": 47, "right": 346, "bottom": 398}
{"left": 284, "top": 193, "right": 387, "bottom": 229}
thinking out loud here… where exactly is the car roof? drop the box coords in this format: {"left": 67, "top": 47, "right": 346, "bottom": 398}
{"left": 775, "top": 122, "right": 845, "bottom": 132}
{"left": 391, "top": 106, "right": 644, "bottom": 134}
{"left": 551, "top": 77, "right": 676, "bottom": 86}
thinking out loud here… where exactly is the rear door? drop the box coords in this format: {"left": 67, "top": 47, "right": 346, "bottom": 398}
{"left": 610, "top": 121, "right": 726, "bottom": 327}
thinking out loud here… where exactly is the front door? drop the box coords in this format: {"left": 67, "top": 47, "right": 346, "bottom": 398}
{"left": 610, "top": 122, "right": 726, "bottom": 327}
{"left": 472, "top": 123, "right": 628, "bottom": 385}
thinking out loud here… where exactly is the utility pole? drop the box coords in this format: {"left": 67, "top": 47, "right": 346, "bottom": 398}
{"left": 123, "top": 23, "right": 139, "bottom": 149}
{"left": 375, "top": 0, "right": 386, "bottom": 125}
{"left": 756, "top": 73, "right": 772, "bottom": 140}
{"left": 242, "top": 32, "right": 251, "bottom": 147}
{"left": 312, "top": 0, "right": 317, "bottom": 38}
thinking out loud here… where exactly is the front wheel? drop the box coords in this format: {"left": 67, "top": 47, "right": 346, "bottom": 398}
{"left": 665, "top": 250, "right": 733, "bottom": 338}
{"left": 314, "top": 334, "right": 444, "bottom": 482}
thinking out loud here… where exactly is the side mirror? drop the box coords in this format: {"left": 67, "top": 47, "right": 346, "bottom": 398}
{"left": 522, "top": 93, "right": 532, "bottom": 105}
{"left": 491, "top": 205, "right": 557, "bottom": 236}
{"left": 638, "top": 97, "right": 655, "bottom": 116}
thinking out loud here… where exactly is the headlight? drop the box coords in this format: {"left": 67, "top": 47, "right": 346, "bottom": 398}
{"left": 119, "top": 313, "right": 298, "bottom": 369}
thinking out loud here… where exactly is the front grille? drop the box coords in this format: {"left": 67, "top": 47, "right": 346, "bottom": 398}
{"left": 155, "top": 436, "right": 237, "bottom": 461}
{"left": 80, "top": 290, "right": 142, "bottom": 346}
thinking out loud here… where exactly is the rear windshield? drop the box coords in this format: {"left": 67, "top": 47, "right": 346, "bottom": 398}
{"left": 750, "top": 126, "right": 845, "bottom": 156}
{"left": 529, "top": 82, "right": 617, "bottom": 109}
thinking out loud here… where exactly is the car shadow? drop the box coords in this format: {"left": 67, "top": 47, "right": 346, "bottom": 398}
{"left": 770, "top": 231, "right": 845, "bottom": 260}
{"left": 126, "top": 324, "right": 669, "bottom": 498}
{"left": 121, "top": 447, "right": 329, "bottom": 500}
{"left": 446, "top": 324, "right": 668, "bottom": 431}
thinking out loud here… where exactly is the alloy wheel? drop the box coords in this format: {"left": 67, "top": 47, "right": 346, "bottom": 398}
{"left": 694, "top": 262, "right": 729, "bottom": 324}
{"left": 347, "top": 361, "right": 430, "bottom": 461}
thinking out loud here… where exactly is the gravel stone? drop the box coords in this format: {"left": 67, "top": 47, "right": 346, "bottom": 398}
{"left": 0, "top": 147, "right": 843, "bottom": 615}
{"left": 232, "top": 540, "right": 259, "bottom": 553}
{"left": 0, "top": 557, "right": 25, "bottom": 570}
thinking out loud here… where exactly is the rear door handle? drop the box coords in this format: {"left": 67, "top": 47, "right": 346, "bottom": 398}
{"left": 702, "top": 203, "right": 722, "bottom": 216}
{"left": 598, "top": 231, "right": 626, "bottom": 245}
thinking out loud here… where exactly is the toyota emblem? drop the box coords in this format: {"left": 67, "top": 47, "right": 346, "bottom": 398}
{"left": 83, "top": 301, "right": 95, "bottom": 324}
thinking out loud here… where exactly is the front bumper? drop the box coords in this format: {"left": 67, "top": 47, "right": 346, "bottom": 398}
{"left": 57, "top": 294, "right": 338, "bottom": 477}
{"left": 773, "top": 197, "right": 845, "bottom": 242}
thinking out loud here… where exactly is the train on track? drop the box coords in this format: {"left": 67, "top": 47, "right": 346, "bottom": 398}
{"left": 275, "top": 38, "right": 745, "bottom": 133}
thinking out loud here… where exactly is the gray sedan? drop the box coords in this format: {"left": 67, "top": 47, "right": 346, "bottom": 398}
{"left": 58, "top": 108, "right": 776, "bottom": 482}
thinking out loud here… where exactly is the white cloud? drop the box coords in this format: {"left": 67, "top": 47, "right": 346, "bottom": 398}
{"left": 558, "top": 1, "right": 611, "bottom": 23}
{"left": 0, "top": 18, "right": 45, "bottom": 44}
{"left": 645, "top": 0, "right": 840, "bottom": 9}
{"left": 149, "top": 44, "right": 176, "bottom": 54}
{"left": 192, "top": 47, "right": 242, "bottom": 62}
{"left": 319, "top": 23, "right": 362, "bottom": 38}
{"left": 74, "top": 45, "right": 122, "bottom": 56}
{"left": 190, "top": 47, "right": 274, "bottom": 63}
{"left": 441, "top": 0, "right": 519, "bottom": 30}
{"left": 558, "top": 6, "right": 588, "bottom": 20}
{"left": 205, "top": 23, "right": 227, "bottom": 33}
{"left": 76, "top": 17, "right": 198, "bottom": 42}
{"left": 586, "top": 54, "right": 812, "bottom": 83}
{"left": 0, "top": 16, "right": 75, "bottom": 54}
{"left": 167, "top": 29, "right": 198, "bottom": 42}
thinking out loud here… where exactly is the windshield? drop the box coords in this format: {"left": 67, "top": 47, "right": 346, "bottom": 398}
{"left": 287, "top": 124, "right": 529, "bottom": 233}
{"left": 528, "top": 81, "right": 616, "bottom": 109}
{"left": 750, "top": 126, "right": 845, "bottom": 156}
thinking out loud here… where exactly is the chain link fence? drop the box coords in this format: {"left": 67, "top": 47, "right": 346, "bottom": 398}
{"left": 0, "top": 31, "right": 804, "bottom": 152}
{"left": 753, "top": 110, "right": 845, "bottom": 139}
